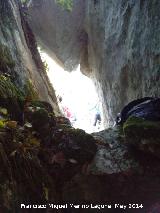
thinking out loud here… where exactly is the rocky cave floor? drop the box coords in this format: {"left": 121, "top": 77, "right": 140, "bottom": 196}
{"left": 0, "top": 75, "right": 160, "bottom": 213}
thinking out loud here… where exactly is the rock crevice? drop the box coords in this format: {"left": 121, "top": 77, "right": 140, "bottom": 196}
{"left": 28, "top": 0, "right": 160, "bottom": 125}
{"left": 0, "top": 0, "right": 60, "bottom": 115}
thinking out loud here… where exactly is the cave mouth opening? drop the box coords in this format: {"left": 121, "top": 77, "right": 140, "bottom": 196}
{"left": 40, "top": 50, "right": 104, "bottom": 133}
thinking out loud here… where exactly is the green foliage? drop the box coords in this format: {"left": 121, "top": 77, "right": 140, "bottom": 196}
{"left": 20, "top": 0, "right": 29, "bottom": 4}
{"left": 123, "top": 116, "right": 160, "bottom": 130}
{"left": 0, "top": 44, "right": 15, "bottom": 72}
{"left": 0, "top": 120, "right": 5, "bottom": 128}
{"left": 123, "top": 116, "right": 160, "bottom": 138}
{"left": 0, "top": 74, "right": 41, "bottom": 108}
{"left": 0, "top": 75, "right": 22, "bottom": 99}
{"left": 0, "top": 75, "right": 25, "bottom": 122}
{"left": 43, "top": 61, "right": 49, "bottom": 72}
{"left": 0, "top": 107, "right": 8, "bottom": 116}
{"left": 24, "top": 80, "right": 39, "bottom": 101}
{"left": 55, "top": 0, "right": 73, "bottom": 11}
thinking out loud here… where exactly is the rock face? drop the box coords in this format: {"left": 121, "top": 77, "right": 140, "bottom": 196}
{"left": 91, "top": 128, "right": 139, "bottom": 175}
{"left": 62, "top": 126, "right": 160, "bottom": 213}
{"left": 1, "top": 89, "right": 160, "bottom": 212}
{"left": 85, "top": 0, "right": 160, "bottom": 125}
{"left": 1, "top": 2, "right": 160, "bottom": 212}
{"left": 0, "top": 0, "right": 60, "bottom": 115}
{"left": 28, "top": 0, "right": 86, "bottom": 71}
{"left": 28, "top": 0, "right": 160, "bottom": 125}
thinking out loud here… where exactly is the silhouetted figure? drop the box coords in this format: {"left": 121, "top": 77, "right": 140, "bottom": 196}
{"left": 57, "top": 95, "right": 76, "bottom": 123}
{"left": 93, "top": 103, "right": 101, "bottom": 127}
{"left": 94, "top": 112, "right": 101, "bottom": 126}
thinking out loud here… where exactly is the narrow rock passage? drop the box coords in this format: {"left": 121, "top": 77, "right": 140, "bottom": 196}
{"left": 1, "top": 0, "right": 160, "bottom": 212}
{"left": 40, "top": 50, "right": 104, "bottom": 133}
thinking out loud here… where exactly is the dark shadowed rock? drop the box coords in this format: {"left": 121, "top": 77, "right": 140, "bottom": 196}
{"left": 116, "top": 97, "right": 160, "bottom": 158}
{"left": 123, "top": 116, "right": 160, "bottom": 158}
{"left": 116, "top": 97, "right": 160, "bottom": 125}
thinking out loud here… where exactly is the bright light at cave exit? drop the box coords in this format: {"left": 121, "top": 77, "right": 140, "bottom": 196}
{"left": 40, "top": 50, "right": 104, "bottom": 133}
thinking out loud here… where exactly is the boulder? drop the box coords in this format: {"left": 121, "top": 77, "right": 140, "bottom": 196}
{"left": 91, "top": 127, "right": 139, "bottom": 175}
{"left": 116, "top": 97, "right": 154, "bottom": 125}
{"left": 123, "top": 116, "right": 160, "bottom": 158}
{"left": 115, "top": 97, "right": 160, "bottom": 158}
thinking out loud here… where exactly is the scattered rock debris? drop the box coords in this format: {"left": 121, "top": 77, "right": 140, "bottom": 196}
{"left": 1, "top": 81, "right": 160, "bottom": 212}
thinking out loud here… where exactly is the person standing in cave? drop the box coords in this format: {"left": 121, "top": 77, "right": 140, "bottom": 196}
{"left": 90, "top": 102, "right": 102, "bottom": 129}
{"left": 93, "top": 105, "right": 101, "bottom": 128}
{"left": 57, "top": 95, "right": 76, "bottom": 124}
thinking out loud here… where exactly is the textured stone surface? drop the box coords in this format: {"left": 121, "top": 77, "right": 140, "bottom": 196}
{"left": 0, "top": 0, "right": 60, "bottom": 115}
{"left": 1, "top": 95, "right": 160, "bottom": 212}
{"left": 28, "top": 0, "right": 160, "bottom": 125}
{"left": 85, "top": 0, "right": 160, "bottom": 125}
{"left": 62, "top": 127, "right": 160, "bottom": 212}
{"left": 2, "top": 1, "right": 160, "bottom": 212}
{"left": 28, "top": 0, "right": 86, "bottom": 72}
{"left": 123, "top": 116, "right": 160, "bottom": 158}
{"left": 91, "top": 127, "right": 139, "bottom": 174}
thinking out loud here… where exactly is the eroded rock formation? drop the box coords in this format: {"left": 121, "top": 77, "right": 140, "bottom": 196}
{"left": 28, "top": 0, "right": 160, "bottom": 125}
{"left": 28, "top": 0, "right": 86, "bottom": 71}
{"left": 0, "top": 0, "right": 60, "bottom": 115}
{"left": 1, "top": 1, "right": 160, "bottom": 212}
{"left": 1, "top": 90, "right": 160, "bottom": 212}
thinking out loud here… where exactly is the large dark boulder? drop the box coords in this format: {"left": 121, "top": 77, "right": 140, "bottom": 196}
{"left": 117, "top": 97, "right": 160, "bottom": 158}
{"left": 116, "top": 97, "right": 160, "bottom": 125}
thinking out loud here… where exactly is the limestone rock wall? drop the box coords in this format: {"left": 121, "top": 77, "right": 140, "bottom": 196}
{"left": 28, "top": 0, "right": 160, "bottom": 125}
{"left": 28, "top": 0, "right": 86, "bottom": 72}
{"left": 0, "top": 0, "right": 60, "bottom": 115}
{"left": 85, "top": 0, "right": 160, "bottom": 125}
